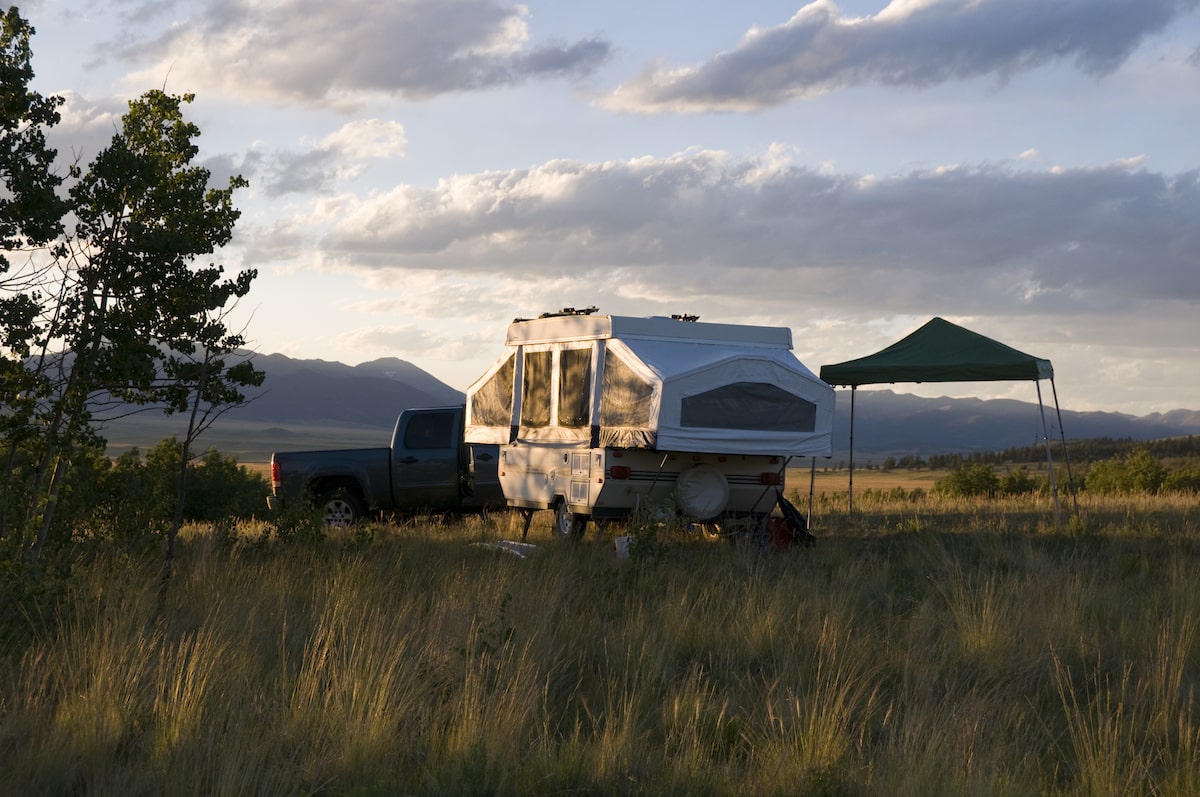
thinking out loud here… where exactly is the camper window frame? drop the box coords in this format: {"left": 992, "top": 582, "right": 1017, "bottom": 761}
{"left": 517, "top": 341, "right": 598, "bottom": 435}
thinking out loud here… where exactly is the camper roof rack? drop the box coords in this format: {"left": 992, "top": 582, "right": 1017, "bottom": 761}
{"left": 538, "top": 306, "right": 599, "bottom": 319}
{"left": 512, "top": 307, "right": 600, "bottom": 323}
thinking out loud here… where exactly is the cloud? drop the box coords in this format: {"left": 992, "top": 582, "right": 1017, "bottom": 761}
{"left": 286, "top": 148, "right": 1200, "bottom": 320}
{"left": 320, "top": 120, "right": 408, "bottom": 160}
{"left": 115, "top": 0, "right": 611, "bottom": 107}
{"left": 335, "top": 324, "right": 449, "bottom": 357}
{"left": 261, "top": 120, "right": 408, "bottom": 196}
{"left": 47, "top": 92, "right": 127, "bottom": 167}
{"left": 602, "top": 0, "right": 1200, "bottom": 112}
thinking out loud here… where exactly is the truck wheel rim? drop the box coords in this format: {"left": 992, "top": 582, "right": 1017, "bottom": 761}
{"left": 324, "top": 500, "right": 354, "bottom": 527}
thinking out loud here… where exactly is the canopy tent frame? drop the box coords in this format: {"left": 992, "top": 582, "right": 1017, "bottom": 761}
{"left": 820, "top": 318, "right": 1077, "bottom": 525}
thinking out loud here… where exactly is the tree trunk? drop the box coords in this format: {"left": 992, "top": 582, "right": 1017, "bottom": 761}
{"left": 159, "top": 353, "right": 210, "bottom": 609}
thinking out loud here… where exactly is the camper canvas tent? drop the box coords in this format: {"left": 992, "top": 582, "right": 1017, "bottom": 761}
{"left": 464, "top": 313, "right": 835, "bottom": 458}
{"left": 819, "top": 317, "right": 1073, "bottom": 518}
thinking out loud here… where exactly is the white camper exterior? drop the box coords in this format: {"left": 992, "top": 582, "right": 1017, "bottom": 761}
{"left": 463, "top": 312, "right": 834, "bottom": 535}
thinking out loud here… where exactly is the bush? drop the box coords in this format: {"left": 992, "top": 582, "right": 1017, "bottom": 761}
{"left": 92, "top": 446, "right": 175, "bottom": 543}
{"left": 1084, "top": 449, "right": 1167, "bottom": 494}
{"left": 94, "top": 438, "right": 269, "bottom": 534}
{"left": 1164, "top": 465, "right": 1200, "bottom": 493}
{"left": 1000, "top": 466, "right": 1039, "bottom": 495}
{"left": 186, "top": 448, "right": 271, "bottom": 521}
{"left": 933, "top": 463, "right": 1000, "bottom": 498}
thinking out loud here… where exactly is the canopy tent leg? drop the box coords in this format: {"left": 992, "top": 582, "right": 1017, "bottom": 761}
{"left": 1036, "top": 380, "right": 1061, "bottom": 530}
{"left": 848, "top": 386, "right": 857, "bottom": 515}
{"left": 808, "top": 456, "right": 817, "bottom": 531}
{"left": 1050, "top": 377, "right": 1080, "bottom": 518}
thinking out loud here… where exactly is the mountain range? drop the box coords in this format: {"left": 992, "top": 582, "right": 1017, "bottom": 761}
{"left": 99, "top": 354, "right": 1200, "bottom": 463}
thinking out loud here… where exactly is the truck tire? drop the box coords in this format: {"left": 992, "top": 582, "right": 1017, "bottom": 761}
{"left": 553, "top": 500, "right": 588, "bottom": 540}
{"left": 316, "top": 488, "right": 366, "bottom": 527}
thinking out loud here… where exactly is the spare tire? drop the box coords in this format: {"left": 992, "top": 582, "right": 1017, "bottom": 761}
{"left": 675, "top": 465, "right": 729, "bottom": 520}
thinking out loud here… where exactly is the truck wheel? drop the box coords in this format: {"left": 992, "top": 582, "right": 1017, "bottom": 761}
{"left": 554, "top": 501, "right": 588, "bottom": 540}
{"left": 316, "top": 488, "right": 365, "bottom": 527}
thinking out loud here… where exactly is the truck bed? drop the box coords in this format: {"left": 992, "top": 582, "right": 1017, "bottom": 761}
{"left": 271, "top": 446, "right": 392, "bottom": 509}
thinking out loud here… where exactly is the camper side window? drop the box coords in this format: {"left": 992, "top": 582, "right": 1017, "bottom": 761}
{"left": 558, "top": 348, "right": 592, "bottom": 428}
{"left": 521, "top": 350, "right": 552, "bottom": 428}
{"left": 600, "top": 352, "right": 653, "bottom": 427}
{"left": 681, "top": 382, "right": 817, "bottom": 432}
{"left": 471, "top": 354, "right": 514, "bottom": 427}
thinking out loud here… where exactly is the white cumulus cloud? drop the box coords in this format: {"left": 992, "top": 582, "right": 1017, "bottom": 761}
{"left": 113, "top": 0, "right": 611, "bottom": 108}
{"left": 602, "top": 0, "right": 1200, "bottom": 113}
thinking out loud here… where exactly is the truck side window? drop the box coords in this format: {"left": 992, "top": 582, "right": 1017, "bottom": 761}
{"left": 404, "top": 412, "right": 455, "bottom": 450}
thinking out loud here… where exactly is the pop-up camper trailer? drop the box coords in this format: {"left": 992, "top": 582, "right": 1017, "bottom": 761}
{"left": 464, "top": 310, "right": 835, "bottom": 537}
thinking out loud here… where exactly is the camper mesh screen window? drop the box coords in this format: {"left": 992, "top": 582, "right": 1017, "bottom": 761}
{"left": 471, "top": 354, "right": 514, "bottom": 427}
{"left": 600, "top": 352, "right": 653, "bottom": 427}
{"left": 558, "top": 348, "right": 592, "bottom": 428}
{"left": 681, "top": 382, "right": 817, "bottom": 432}
{"left": 521, "top": 350, "right": 552, "bottom": 428}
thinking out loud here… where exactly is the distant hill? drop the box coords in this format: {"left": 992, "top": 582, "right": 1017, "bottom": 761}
{"left": 99, "top": 354, "right": 1200, "bottom": 463}
{"left": 100, "top": 354, "right": 466, "bottom": 461}
{"left": 223, "top": 354, "right": 466, "bottom": 428}
{"left": 833, "top": 389, "right": 1200, "bottom": 463}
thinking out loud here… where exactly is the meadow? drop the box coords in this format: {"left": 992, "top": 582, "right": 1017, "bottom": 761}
{"left": 2, "top": 488, "right": 1199, "bottom": 796}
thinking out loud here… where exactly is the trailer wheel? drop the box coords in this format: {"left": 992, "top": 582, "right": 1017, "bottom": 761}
{"left": 554, "top": 500, "right": 588, "bottom": 540}
{"left": 316, "top": 488, "right": 365, "bottom": 527}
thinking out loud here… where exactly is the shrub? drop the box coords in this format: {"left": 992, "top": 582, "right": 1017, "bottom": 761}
{"left": 1000, "top": 466, "right": 1039, "bottom": 495}
{"left": 933, "top": 463, "right": 1000, "bottom": 498}
{"left": 94, "top": 438, "right": 269, "bottom": 534}
{"left": 186, "top": 448, "right": 271, "bottom": 521}
{"left": 92, "top": 446, "right": 175, "bottom": 543}
{"left": 1084, "top": 449, "right": 1166, "bottom": 494}
{"left": 1164, "top": 465, "right": 1200, "bottom": 493}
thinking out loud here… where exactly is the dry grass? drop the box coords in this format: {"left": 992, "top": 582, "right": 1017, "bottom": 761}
{"left": 803, "top": 465, "right": 949, "bottom": 494}
{"left": 2, "top": 493, "right": 1199, "bottom": 795}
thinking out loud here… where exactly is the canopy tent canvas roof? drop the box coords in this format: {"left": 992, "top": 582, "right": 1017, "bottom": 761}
{"left": 819, "top": 317, "right": 1053, "bottom": 387}
{"left": 818, "top": 317, "right": 1073, "bottom": 522}
{"left": 464, "top": 314, "right": 834, "bottom": 458}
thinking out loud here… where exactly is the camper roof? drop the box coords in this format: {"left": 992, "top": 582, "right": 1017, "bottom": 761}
{"left": 505, "top": 314, "right": 793, "bottom": 348}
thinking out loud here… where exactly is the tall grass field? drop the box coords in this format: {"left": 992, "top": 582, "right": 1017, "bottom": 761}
{"left": 2, "top": 491, "right": 1199, "bottom": 796}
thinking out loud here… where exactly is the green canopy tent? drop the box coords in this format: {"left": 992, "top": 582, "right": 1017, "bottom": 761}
{"left": 819, "top": 317, "right": 1075, "bottom": 522}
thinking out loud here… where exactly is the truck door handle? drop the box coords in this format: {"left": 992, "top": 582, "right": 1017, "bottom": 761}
{"left": 476, "top": 453, "right": 494, "bottom": 462}
{"left": 398, "top": 456, "right": 418, "bottom": 464}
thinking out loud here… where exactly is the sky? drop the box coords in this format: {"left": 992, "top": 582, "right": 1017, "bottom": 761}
{"left": 18, "top": 0, "right": 1200, "bottom": 416}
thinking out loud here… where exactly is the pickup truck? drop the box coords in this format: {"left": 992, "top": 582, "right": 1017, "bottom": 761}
{"left": 267, "top": 405, "right": 505, "bottom": 525}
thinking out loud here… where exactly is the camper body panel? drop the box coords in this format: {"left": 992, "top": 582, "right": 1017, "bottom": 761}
{"left": 499, "top": 443, "right": 783, "bottom": 520}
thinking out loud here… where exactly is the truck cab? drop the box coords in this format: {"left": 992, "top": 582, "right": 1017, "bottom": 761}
{"left": 389, "top": 407, "right": 500, "bottom": 511}
{"left": 268, "top": 405, "right": 503, "bottom": 524}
